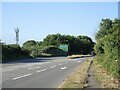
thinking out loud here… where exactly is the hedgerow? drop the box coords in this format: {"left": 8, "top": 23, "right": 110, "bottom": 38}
{"left": 94, "top": 18, "right": 119, "bottom": 79}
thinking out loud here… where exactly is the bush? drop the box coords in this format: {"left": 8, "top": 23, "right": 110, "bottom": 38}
{"left": 27, "top": 46, "right": 68, "bottom": 58}
{"left": 22, "top": 40, "right": 37, "bottom": 49}
{"left": 2, "top": 44, "right": 30, "bottom": 62}
{"left": 94, "top": 18, "right": 119, "bottom": 79}
{"left": 95, "top": 55, "right": 119, "bottom": 79}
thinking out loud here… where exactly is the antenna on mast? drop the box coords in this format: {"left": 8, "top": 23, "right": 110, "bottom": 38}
{"left": 15, "top": 27, "right": 19, "bottom": 45}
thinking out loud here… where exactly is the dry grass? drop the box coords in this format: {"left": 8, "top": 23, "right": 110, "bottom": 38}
{"left": 59, "top": 59, "right": 93, "bottom": 88}
{"left": 93, "top": 60, "right": 119, "bottom": 88}
{"left": 67, "top": 54, "right": 92, "bottom": 59}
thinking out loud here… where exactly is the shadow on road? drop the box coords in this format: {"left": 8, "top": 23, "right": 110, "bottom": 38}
{"left": 2, "top": 56, "right": 68, "bottom": 64}
{"left": 2, "top": 58, "right": 52, "bottom": 64}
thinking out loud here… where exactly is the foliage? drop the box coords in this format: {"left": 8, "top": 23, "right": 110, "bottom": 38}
{"left": 2, "top": 31, "right": 94, "bottom": 62}
{"left": 41, "top": 34, "right": 94, "bottom": 54}
{"left": 21, "top": 34, "right": 95, "bottom": 58}
{"left": 93, "top": 60, "right": 119, "bottom": 88}
{"left": 25, "top": 46, "right": 67, "bottom": 58}
{"left": 22, "top": 40, "right": 37, "bottom": 48}
{"left": 2, "top": 44, "right": 30, "bottom": 62}
{"left": 21, "top": 34, "right": 94, "bottom": 58}
{"left": 94, "top": 18, "right": 120, "bottom": 79}
{"left": 95, "top": 19, "right": 112, "bottom": 40}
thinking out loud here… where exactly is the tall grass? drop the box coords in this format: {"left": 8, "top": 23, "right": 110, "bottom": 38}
{"left": 95, "top": 55, "right": 119, "bottom": 79}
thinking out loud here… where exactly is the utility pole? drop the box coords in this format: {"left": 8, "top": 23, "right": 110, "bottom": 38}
{"left": 15, "top": 27, "right": 19, "bottom": 45}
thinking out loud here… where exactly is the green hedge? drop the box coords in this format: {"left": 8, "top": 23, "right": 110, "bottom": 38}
{"left": 1, "top": 44, "right": 67, "bottom": 63}
{"left": 94, "top": 18, "right": 119, "bottom": 79}
{"left": 2, "top": 44, "right": 30, "bottom": 62}
{"left": 23, "top": 45, "right": 68, "bottom": 58}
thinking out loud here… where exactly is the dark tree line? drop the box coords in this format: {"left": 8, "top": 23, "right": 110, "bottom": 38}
{"left": 23, "top": 34, "right": 95, "bottom": 55}
{"left": 2, "top": 29, "right": 95, "bottom": 62}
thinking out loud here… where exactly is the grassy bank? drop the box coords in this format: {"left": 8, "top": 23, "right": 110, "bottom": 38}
{"left": 59, "top": 58, "right": 119, "bottom": 89}
{"left": 59, "top": 59, "right": 93, "bottom": 88}
{"left": 93, "top": 60, "right": 119, "bottom": 88}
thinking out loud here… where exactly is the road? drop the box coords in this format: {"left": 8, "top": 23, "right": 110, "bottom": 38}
{"left": 2, "top": 56, "right": 93, "bottom": 88}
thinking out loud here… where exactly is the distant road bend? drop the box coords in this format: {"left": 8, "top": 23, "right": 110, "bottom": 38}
{"left": 2, "top": 56, "right": 93, "bottom": 88}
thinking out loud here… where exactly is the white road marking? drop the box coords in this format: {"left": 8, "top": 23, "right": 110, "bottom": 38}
{"left": 45, "top": 62, "right": 51, "bottom": 64}
{"left": 3, "top": 69, "right": 15, "bottom": 72}
{"left": 59, "top": 64, "right": 62, "bottom": 66}
{"left": 37, "top": 68, "right": 47, "bottom": 73}
{"left": 50, "top": 65, "right": 56, "bottom": 68}
{"left": 13, "top": 73, "right": 31, "bottom": 80}
{"left": 76, "top": 61, "right": 81, "bottom": 62}
{"left": 65, "top": 62, "right": 69, "bottom": 64}
{"left": 36, "top": 66, "right": 40, "bottom": 68}
{"left": 2, "top": 63, "right": 43, "bottom": 72}
{"left": 61, "top": 67, "right": 67, "bottom": 70}
{"left": 28, "top": 66, "right": 40, "bottom": 69}
{"left": 34, "top": 63, "right": 43, "bottom": 65}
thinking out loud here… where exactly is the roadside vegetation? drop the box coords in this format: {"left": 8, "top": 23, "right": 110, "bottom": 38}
{"left": 59, "top": 59, "right": 93, "bottom": 88}
{"left": 1, "top": 44, "right": 30, "bottom": 63}
{"left": 94, "top": 18, "right": 120, "bottom": 79}
{"left": 93, "top": 60, "right": 119, "bottom": 88}
{"left": 22, "top": 34, "right": 95, "bottom": 55}
{"left": 23, "top": 45, "right": 68, "bottom": 58}
{"left": 59, "top": 18, "right": 119, "bottom": 89}
{"left": 1, "top": 34, "right": 94, "bottom": 63}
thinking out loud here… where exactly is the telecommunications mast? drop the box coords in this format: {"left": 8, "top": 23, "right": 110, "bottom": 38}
{"left": 15, "top": 27, "right": 19, "bottom": 45}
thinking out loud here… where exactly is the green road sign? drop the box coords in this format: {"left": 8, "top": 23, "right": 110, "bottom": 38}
{"left": 59, "top": 45, "right": 68, "bottom": 51}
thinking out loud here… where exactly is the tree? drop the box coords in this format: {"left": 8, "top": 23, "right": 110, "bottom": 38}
{"left": 42, "top": 34, "right": 63, "bottom": 46}
{"left": 94, "top": 18, "right": 120, "bottom": 55}
{"left": 95, "top": 19, "right": 112, "bottom": 40}
{"left": 41, "top": 34, "right": 94, "bottom": 54}
{"left": 22, "top": 40, "right": 37, "bottom": 48}
{"left": 94, "top": 18, "right": 120, "bottom": 78}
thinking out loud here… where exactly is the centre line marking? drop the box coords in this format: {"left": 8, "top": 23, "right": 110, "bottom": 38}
{"left": 61, "top": 67, "right": 67, "bottom": 70}
{"left": 45, "top": 62, "right": 51, "bottom": 64}
{"left": 50, "top": 65, "right": 56, "bottom": 68}
{"left": 65, "top": 62, "right": 68, "bottom": 64}
{"left": 28, "top": 66, "right": 40, "bottom": 69}
{"left": 76, "top": 61, "right": 81, "bottom": 62}
{"left": 37, "top": 68, "right": 47, "bottom": 73}
{"left": 59, "top": 64, "right": 62, "bottom": 66}
{"left": 13, "top": 73, "right": 32, "bottom": 80}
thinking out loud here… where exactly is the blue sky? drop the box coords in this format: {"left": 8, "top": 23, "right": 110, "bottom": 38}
{"left": 2, "top": 2, "right": 118, "bottom": 45}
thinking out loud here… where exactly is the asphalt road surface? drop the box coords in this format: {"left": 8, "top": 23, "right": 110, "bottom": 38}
{"left": 2, "top": 56, "right": 93, "bottom": 88}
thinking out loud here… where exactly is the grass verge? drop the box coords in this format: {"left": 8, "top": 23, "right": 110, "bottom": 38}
{"left": 59, "top": 59, "right": 93, "bottom": 88}
{"left": 93, "top": 60, "right": 119, "bottom": 88}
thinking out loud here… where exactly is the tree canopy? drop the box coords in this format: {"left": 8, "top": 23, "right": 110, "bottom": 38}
{"left": 24, "top": 34, "right": 95, "bottom": 54}
{"left": 94, "top": 18, "right": 120, "bottom": 78}
{"left": 22, "top": 40, "right": 37, "bottom": 48}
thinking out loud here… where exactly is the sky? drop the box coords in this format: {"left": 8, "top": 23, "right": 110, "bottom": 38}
{"left": 1, "top": 2, "right": 118, "bottom": 46}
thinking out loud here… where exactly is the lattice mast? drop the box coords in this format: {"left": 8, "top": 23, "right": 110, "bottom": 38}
{"left": 15, "top": 27, "right": 19, "bottom": 45}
